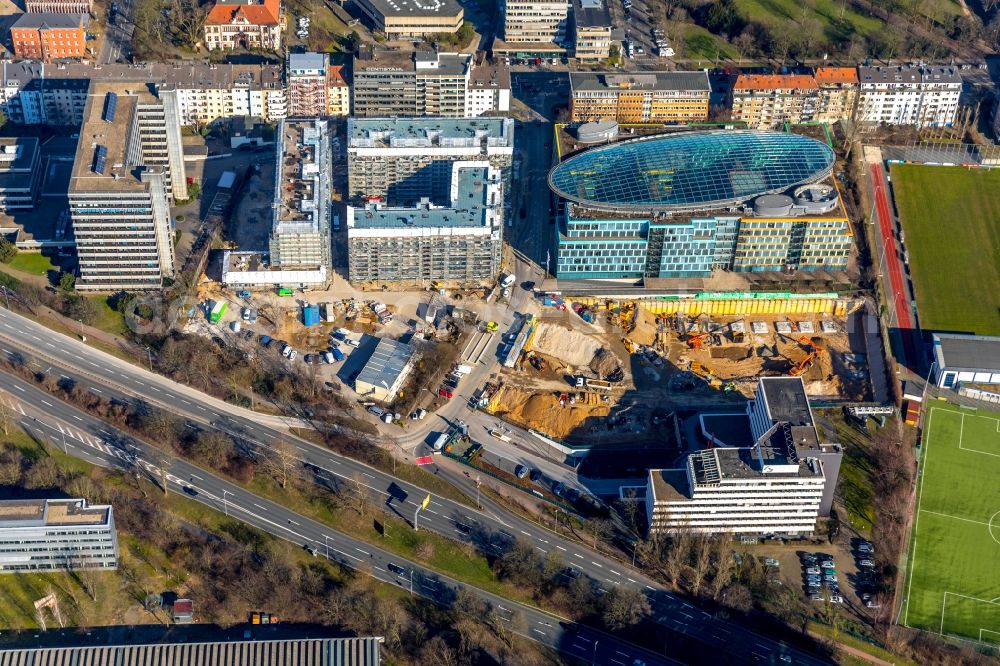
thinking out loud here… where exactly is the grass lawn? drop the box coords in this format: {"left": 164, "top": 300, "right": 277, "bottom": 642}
{"left": 683, "top": 26, "right": 739, "bottom": 61}
{"left": 816, "top": 409, "right": 875, "bottom": 533}
{"left": 86, "top": 296, "right": 128, "bottom": 336}
{"left": 7, "top": 252, "right": 58, "bottom": 277}
{"left": 904, "top": 403, "right": 1000, "bottom": 642}
{"left": 890, "top": 164, "right": 1000, "bottom": 336}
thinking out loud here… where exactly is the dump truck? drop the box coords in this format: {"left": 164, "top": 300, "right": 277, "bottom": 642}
{"left": 209, "top": 300, "right": 227, "bottom": 323}
{"left": 587, "top": 379, "right": 613, "bottom": 391}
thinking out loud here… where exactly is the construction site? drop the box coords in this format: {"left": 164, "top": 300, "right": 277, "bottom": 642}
{"left": 483, "top": 292, "right": 873, "bottom": 444}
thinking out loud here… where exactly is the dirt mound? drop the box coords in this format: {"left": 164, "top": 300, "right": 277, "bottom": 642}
{"left": 490, "top": 387, "right": 611, "bottom": 440}
{"left": 589, "top": 348, "right": 621, "bottom": 378}
{"left": 710, "top": 345, "right": 752, "bottom": 361}
{"left": 532, "top": 323, "right": 602, "bottom": 367}
{"left": 630, "top": 308, "right": 658, "bottom": 346}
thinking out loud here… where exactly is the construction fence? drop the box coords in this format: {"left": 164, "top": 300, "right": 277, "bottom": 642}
{"left": 571, "top": 292, "right": 851, "bottom": 317}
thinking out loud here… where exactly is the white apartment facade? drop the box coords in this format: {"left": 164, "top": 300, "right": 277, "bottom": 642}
{"left": 856, "top": 65, "right": 962, "bottom": 128}
{"left": 0, "top": 498, "right": 118, "bottom": 573}
{"left": 501, "top": 0, "right": 569, "bottom": 44}
{"left": 0, "top": 62, "right": 286, "bottom": 127}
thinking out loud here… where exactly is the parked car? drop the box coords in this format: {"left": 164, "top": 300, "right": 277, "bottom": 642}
{"left": 763, "top": 558, "right": 780, "bottom": 567}
{"left": 858, "top": 542, "right": 874, "bottom": 554}
{"left": 514, "top": 464, "right": 529, "bottom": 479}
{"left": 829, "top": 594, "right": 843, "bottom": 603}
{"left": 260, "top": 335, "right": 272, "bottom": 347}
{"left": 322, "top": 351, "right": 334, "bottom": 364}
{"left": 821, "top": 559, "right": 835, "bottom": 568}
{"left": 805, "top": 567, "right": 820, "bottom": 575}
{"left": 287, "top": 350, "right": 297, "bottom": 361}
{"left": 859, "top": 559, "right": 876, "bottom": 568}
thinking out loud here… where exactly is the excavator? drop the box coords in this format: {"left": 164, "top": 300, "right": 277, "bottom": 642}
{"left": 686, "top": 332, "right": 711, "bottom": 350}
{"left": 789, "top": 337, "right": 825, "bottom": 377}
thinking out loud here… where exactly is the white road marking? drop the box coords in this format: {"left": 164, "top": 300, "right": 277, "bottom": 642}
{"left": 253, "top": 503, "right": 267, "bottom": 510}
{"left": 355, "top": 548, "right": 370, "bottom": 555}
{"left": 41, "top": 400, "right": 53, "bottom": 407}
{"left": 332, "top": 548, "right": 361, "bottom": 562}
{"left": 609, "top": 569, "right": 621, "bottom": 576}
{"left": 13, "top": 385, "right": 23, "bottom": 392}
{"left": 573, "top": 553, "right": 583, "bottom": 559}
{"left": 556, "top": 545, "right": 566, "bottom": 551}
{"left": 591, "top": 561, "right": 603, "bottom": 568}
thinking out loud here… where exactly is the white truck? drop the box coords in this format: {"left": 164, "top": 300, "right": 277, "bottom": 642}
{"left": 432, "top": 432, "right": 449, "bottom": 451}
{"left": 321, "top": 302, "right": 336, "bottom": 323}
{"left": 454, "top": 364, "right": 473, "bottom": 375}
{"left": 500, "top": 273, "right": 516, "bottom": 289}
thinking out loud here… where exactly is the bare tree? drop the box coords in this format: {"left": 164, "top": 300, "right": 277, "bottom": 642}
{"left": 586, "top": 517, "right": 613, "bottom": 552}
{"left": 0, "top": 396, "right": 12, "bottom": 436}
{"left": 710, "top": 535, "right": 736, "bottom": 600}
{"left": 689, "top": 534, "right": 713, "bottom": 596}
{"left": 261, "top": 438, "right": 298, "bottom": 490}
{"left": 348, "top": 472, "right": 370, "bottom": 516}
{"left": 600, "top": 586, "right": 651, "bottom": 630}
{"left": 663, "top": 530, "right": 690, "bottom": 587}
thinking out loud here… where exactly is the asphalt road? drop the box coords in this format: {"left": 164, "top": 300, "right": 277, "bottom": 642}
{"left": 99, "top": 0, "right": 135, "bottom": 64}
{"left": 0, "top": 307, "right": 832, "bottom": 665}
{"left": 0, "top": 373, "right": 672, "bottom": 666}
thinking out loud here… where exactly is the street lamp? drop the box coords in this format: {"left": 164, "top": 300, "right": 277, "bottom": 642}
{"left": 324, "top": 534, "right": 330, "bottom": 560}
{"left": 592, "top": 639, "right": 599, "bottom": 665}
{"left": 144, "top": 346, "right": 153, "bottom": 371}
{"left": 222, "top": 489, "right": 232, "bottom": 517}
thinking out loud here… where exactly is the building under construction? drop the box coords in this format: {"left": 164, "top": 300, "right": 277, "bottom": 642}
{"left": 269, "top": 119, "right": 332, "bottom": 272}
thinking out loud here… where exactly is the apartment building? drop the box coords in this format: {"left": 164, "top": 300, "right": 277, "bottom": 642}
{"left": 68, "top": 82, "right": 185, "bottom": 291}
{"left": 569, "top": 71, "right": 710, "bottom": 123}
{"left": 856, "top": 64, "right": 961, "bottom": 128}
{"left": 10, "top": 13, "right": 89, "bottom": 62}
{"left": 0, "top": 498, "right": 118, "bottom": 573}
{"left": 204, "top": 0, "right": 283, "bottom": 51}
{"left": 814, "top": 67, "right": 859, "bottom": 123}
{"left": 646, "top": 377, "right": 841, "bottom": 536}
{"left": 347, "top": 162, "right": 502, "bottom": 284}
{"left": 731, "top": 74, "right": 818, "bottom": 128}
{"left": 0, "top": 62, "right": 287, "bottom": 127}
{"left": 287, "top": 53, "right": 350, "bottom": 117}
{"left": 501, "top": 0, "right": 569, "bottom": 45}
{"left": 269, "top": 119, "right": 331, "bottom": 272}
{"left": 352, "top": 47, "right": 510, "bottom": 118}
{"left": 347, "top": 117, "right": 514, "bottom": 206}
{"left": 0, "top": 137, "right": 43, "bottom": 211}
{"left": 571, "top": 0, "right": 612, "bottom": 62}
{"left": 26, "top": 0, "right": 92, "bottom": 12}
{"left": 353, "top": 0, "right": 463, "bottom": 39}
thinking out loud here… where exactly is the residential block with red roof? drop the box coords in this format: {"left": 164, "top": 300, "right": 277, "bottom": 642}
{"left": 203, "top": 0, "right": 283, "bottom": 51}
{"left": 730, "top": 73, "right": 819, "bottom": 129}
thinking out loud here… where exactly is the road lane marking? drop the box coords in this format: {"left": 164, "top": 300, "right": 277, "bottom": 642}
{"left": 41, "top": 400, "right": 53, "bottom": 407}
{"left": 332, "top": 548, "right": 361, "bottom": 562}
{"left": 573, "top": 553, "right": 583, "bottom": 559}
{"left": 591, "top": 561, "right": 603, "bottom": 568}
{"left": 532, "top": 629, "right": 545, "bottom": 636}
{"left": 556, "top": 545, "right": 566, "bottom": 551}
{"left": 13, "top": 385, "right": 23, "bottom": 392}
{"left": 609, "top": 569, "right": 621, "bottom": 576}
{"left": 253, "top": 503, "right": 267, "bottom": 510}
{"left": 355, "top": 548, "right": 370, "bottom": 555}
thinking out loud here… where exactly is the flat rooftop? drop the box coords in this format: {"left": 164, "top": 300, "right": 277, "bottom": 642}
{"left": 0, "top": 498, "right": 111, "bottom": 527}
{"left": 649, "top": 468, "right": 689, "bottom": 502}
{"left": 0, "top": 137, "right": 39, "bottom": 192}
{"left": 934, "top": 333, "right": 1000, "bottom": 372}
{"left": 276, "top": 119, "right": 328, "bottom": 226}
{"left": 857, "top": 64, "right": 961, "bottom": 85}
{"left": 356, "top": 337, "right": 414, "bottom": 390}
{"left": 69, "top": 82, "right": 153, "bottom": 193}
{"left": 0, "top": 61, "right": 285, "bottom": 92}
{"left": 570, "top": 71, "right": 710, "bottom": 93}
{"left": 348, "top": 117, "right": 512, "bottom": 147}
{"left": 362, "top": 0, "right": 462, "bottom": 18}
{"left": 354, "top": 47, "right": 469, "bottom": 77}
{"left": 572, "top": 0, "right": 611, "bottom": 28}
{"left": 352, "top": 166, "right": 494, "bottom": 229}
{"left": 288, "top": 52, "right": 326, "bottom": 73}
{"left": 696, "top": 445, "right": 822, "bottom": 482}
{"left": 758, "top": 376, "right": 813, "bottom": 426}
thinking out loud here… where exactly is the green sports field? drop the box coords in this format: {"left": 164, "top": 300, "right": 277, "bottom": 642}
{"left": 905, "top": 403, "right": 1000, "bottom": 642}
{"left": 889, "top": 164, "right": 1000, "bottom": 337}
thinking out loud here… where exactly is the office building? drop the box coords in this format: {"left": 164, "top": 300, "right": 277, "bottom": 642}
{"left": 501, "top": 0, "right": 569, "bottom": 46}
{"left": 287, "top": 53, "right": 350, "bottom": 117}
{"left": 355, "top": 337, "right": 415, "bottom": 402}
{"left": 548, "top": 130, "right": 851, "bottom": 279}
{"left": 932, "top": 333, "right": 1000, "bottom": 389}
{"left": 0, "top": 498, "right": 118, "bottom": 573}
{"left": 0, "top": 137, "right": 43, "bottom": 211}
{"left": 647, "top": 377, "right": 841, "bottom": 536}
{"left": 0, "top": 638, "right": 384, "bottom": 666}
{"left": 269, "top": 119, "right": 331, "bottom": 272}
{"left": 814, "top": 67, "right": 859, "bottom": 123}
{"left": 347, "top": 162, "right": 502, "bottom": 284}
{"left": 730, "top": 74, "right": 818, "bottom": 129}
{"left": 0, "top": 61, "right": 286, "bottom": 127}
{"left": 352, "top": 47, "right": 510, "bottom": 118}
{"left": 68, "top": 81, "right": 185, "bottom": 291}
{"left": 204, "top": 0, "right": 283, "bottom": 51}
{"left": 569, "top": 71, "right": 710, "bottom": 123}
{"left": 26, "top": 0, "right": 91, "bottom": 12}
{"left": 353, "top": 0, "right": 463, "bottom": 38}
{"left": 856, "top": 64, "right": 962, "bottom": 128}
{"left": 347, "top": 117, "right": 514, "bottom": 206}
{"left": 10, "top": 13, "right": 89, "bottom": 62}
{"left": 571, "top": 0, "right": 612, "bottom": 62}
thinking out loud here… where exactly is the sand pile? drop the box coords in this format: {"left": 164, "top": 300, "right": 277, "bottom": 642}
{"left": 590, "top": 348, "right": 621, "bottom": 378}
{"left": 630, "top": 308, "right": 658, "bottom": 346}
{"left": 490, "top": 387, "right": 611, "bottom": 439}
{"left": 532, "top": 323, "right": 602, "bottom": 367}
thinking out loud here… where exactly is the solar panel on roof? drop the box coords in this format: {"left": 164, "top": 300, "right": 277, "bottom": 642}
{"left": 102, "top": 92, "right": 118, "bottom": 123}
{"left": 92, "top": 145, "right": 107, "bottom": 174}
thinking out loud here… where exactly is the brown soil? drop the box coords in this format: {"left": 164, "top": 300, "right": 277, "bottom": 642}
{"left": 488, "top": 386, "right": 611, "bottom": 440}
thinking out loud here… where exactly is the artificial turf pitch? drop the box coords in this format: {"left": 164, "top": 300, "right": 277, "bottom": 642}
{"left": 905, "top": 403, "right": 1000, "bottom": 642}
{"left": 889, "top": 164, "right": 1000, "bottom": 337}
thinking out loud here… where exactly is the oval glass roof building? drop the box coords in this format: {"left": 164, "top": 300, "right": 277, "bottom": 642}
{"left": 548, "top": 130, "right": 836, "bottom": 214}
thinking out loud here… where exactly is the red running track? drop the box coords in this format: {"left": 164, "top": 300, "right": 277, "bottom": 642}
{"left": 869, "top": 162, "right": 918, "bottom": 368}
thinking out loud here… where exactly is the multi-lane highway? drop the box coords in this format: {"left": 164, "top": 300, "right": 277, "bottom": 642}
{"left": 0, "top": 306, "right": 832, "bottom": 664}
{"left": 0, "top": 373, "right": 671, "bottom": 666}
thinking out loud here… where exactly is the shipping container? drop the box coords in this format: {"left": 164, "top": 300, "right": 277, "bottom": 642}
{"left": 303, "top": 305, "right": 320, "bottom": 327}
